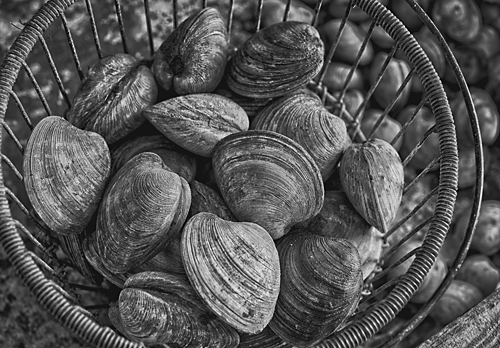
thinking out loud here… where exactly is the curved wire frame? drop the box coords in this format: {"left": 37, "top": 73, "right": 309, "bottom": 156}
{"left": 0, "top": 0, "right": 481, "bottom": 347}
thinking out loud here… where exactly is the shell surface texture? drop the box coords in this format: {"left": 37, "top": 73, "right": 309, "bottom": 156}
{"left": 87, "top": 152, "right": 191, "bottom": 273}
{"left": 144, "top": 93, "right": 249, "bottom": 157}
{"left": 212, "top": 130, "right": 324, "bottom": 240}
{"left": 269, "top": 231, "right": 363, "bottom": 346}
{"left": 227, "top": 21, "right": 324, "bottom": 98}
{"left": 110, "top": 271, "right": 240, "bottom": 347}
{"left": 152, "top": 7, "right": 229, "bottom": 95}
{"left": 181, "top": 212, "right": 281, "bottom": 334}
{"left": 23, "top": 116, "right": 111, "bottom": 236}
{"left": 67, "top": 53, "right": 158, "bottom": 145}
{"left": 339, "top": 138, "right": 405, "bottom": 234}
{"left": 251, "top": 88, "right": 350, "bottom": 180}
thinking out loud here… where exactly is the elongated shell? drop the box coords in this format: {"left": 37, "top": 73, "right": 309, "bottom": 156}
{"left": 181, "top": 212, "right": 281, "bottom": 334}
{"left": 339, "top": 138, "right": 404, "bottom": 233}
{"left": 251, "top": 89, "right": 350, "bottom": 180}
{"left": 144, "top": 93, "right": 249, "bottom": 157}
{"left": 152, "top": 8, "right": 228, "bottom": 95}
{"left": 269, "top": 231, "right": 363, "bottom": 346}
{"left": 110, "top": 134, "right": 197, "bottom": 181}
{"left": 67, "top": 53, "right": 157, "bottom": 144}
{"left": 212, "top": 130, "right": 324, "bottom": 239}
{"left": 23, "top": 116, "right": 110, "bottom": 235}
{"left": 111, "top": 271, "right": 240, "bottom": 347}
{"left": 228, "top": 21, "right": 324, "bottom": 98}
{"left": 87, "top": 152, "right": 191, "bottom": 273}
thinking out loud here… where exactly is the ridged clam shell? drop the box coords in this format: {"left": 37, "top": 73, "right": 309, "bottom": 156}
{"left": 110, "top": 134, "right": 197, "bottom": 181}
{"left": 181, "top": 212, "right": 281, "bottom": 334}
{"left": 111, "top": 271, "right": 240, "bottom": 347}
{"left": 339, "top": 138, "right": 404, "bottom": 233}
{"left": 144, "top": 93, "right": 249, "bottom": 157}
{"left": 23, "top": 116, "right": 110, "bottom": 235}
{"left": 296, "top": 190, "right": 383, "bottom": 279}
{"left": 59, "top": 233, "right": 103, "bottom": 284}
{"left": 133, "top": 235, "right": 186, "bottom": 275}
{"left": 251, "top": 89, "right": 350, "bottom": 180}
{"left": 212, "top": 130, "right": 324, "bottom": 239}
{"left": 67, "top": 53, "right": 157, "bottom": 144}
{"left": 239, "top": 326, "right": 292, "bottom": 348}
{"left": 152, "top": 7, "right": 228, "bottom": 95}
{"left": 227, "top": 21, "right": 324, "bottom": 98}
{"left": 269, "top": 231, "right": 363, "bottom": 346}
{"left": 88, "top": 152, "right": 191, "bottom": 273}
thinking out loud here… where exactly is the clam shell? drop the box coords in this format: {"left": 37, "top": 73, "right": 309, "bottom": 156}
{"left": 23, "top": 116, "right": 110, "bottom": 235}
{"left": 181, "top": 212, "right": 281, "bottom": 334}
{"left": 58, "top": 233, "right": 103, "bottom": 284}
{"left": 144, "top": 93, "right": 249, "bottom": 157}
{"left": 212, "top": 130, "right": 324, "bottom": 239}
{"left": 110, "top": 134, "right": 197, "bottom": 182}
{"left": 134, "top": 236, "right": 185, "bottom": 275}
{"left": 269, "top": 231, "right": 363, "bottom": 346}
{"left": 67, "top": 53, "right": 157, "bottom": 144}
{"left": 251, "top": 89, "right": 350, "bottom": 180}
{"left": 112, "top": 271, "right": 240, "bottom": 347}
{"left": 339, "top": 138, "right": 404, "bottom": 233}
{"left": 296, "top": 190, "right": 383, "bottom": 279}
{"left": 239, "top": 326, "right": 292, "bottom": 348}
{"left": 228, "top": 21, "right": 324, "bottom": 98}
{"left": 152, "top": 7, "right": 228, "bottom": 95}
{"left": 88, "top": 152, "right": 191, "bottom": 273}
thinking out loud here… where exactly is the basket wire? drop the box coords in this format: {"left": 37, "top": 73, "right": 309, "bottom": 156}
{"left": 0, "top": 0, "right": 483, "bottom": 347}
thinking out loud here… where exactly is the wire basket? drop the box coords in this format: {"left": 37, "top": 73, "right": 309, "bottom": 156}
{"left": 0, "top": 0, "right": 484, "bottom": 347}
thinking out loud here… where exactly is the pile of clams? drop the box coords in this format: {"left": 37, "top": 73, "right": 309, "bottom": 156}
{"left": 22, "top": 7, "right": 407, "bottom": 348}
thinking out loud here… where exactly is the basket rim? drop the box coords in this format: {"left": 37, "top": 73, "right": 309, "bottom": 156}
{"left": 0, "top": 0, "right": 480, "bottom": 347}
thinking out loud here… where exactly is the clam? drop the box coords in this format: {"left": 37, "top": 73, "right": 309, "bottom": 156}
{"left": 23, "top": 116, "right": 110, "bottom": 235}
{"left": 239, "top": 326, "right": 291, "bottom": 348}
{"left": 251, "top": 89, "right": 350, "bottom": 180}
{"left": 152, "top": 7, "right": 228, "bottom": 95}
{"left": 227, "top": 21, "right": 324, "bottom": 98}
{"left": 369, "top": 52, "right": 412, "bottom": 112}
{"left": 269, "top": 231, "right": 363, "bottom": 346}
{"left": 188, "top": 180, "right": 236, "bottom": 221}
{"left": 212, "top": 130, "right": 324, "bottom": 240}
{"left": 58, "top": 233, "right": 103, "bottom": 284}
{"left": 339, "top": 138, "right": 404, "bottom": 233}
{"left": 133, "top": 236, "right": 186, "bottom": 275}
{"left": 181, "top": 212, "right": 281, "bottom": 334}
{"left": 110, "top": 134, "right": 197, "bottom": 181}
{"left": 86, "top": 152, "right": 191, "bottom": 273}
{"left": 109, "top": 271, "right": 240, "bottom": 347}
{"left": 144, "top": 93, "right": 249, "bottom": 157}
{"left": 296, "top": 190, "right": 384, "bottom": 279}
{"left": 67, "top": 53, "right": 157, "bottom": 144}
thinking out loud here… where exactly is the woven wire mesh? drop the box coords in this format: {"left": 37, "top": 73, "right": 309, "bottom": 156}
{"left": 0, "top": 0, "right": 483, "bottom": 347}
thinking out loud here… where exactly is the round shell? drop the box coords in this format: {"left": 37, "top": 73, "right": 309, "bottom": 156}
{"left": 181, "top": 212, "right": 281, "bottom": 334}
{"left": 227, "top": 21, "right": 324, "bottom": 98}
{"left": 212, "top": 130, "right": 324, "bottom": 240}
{"left": 67, "top": 53, "right": 157, "bottom": 144}
{"left": 88, "top": 152, "right": 191, "bottom": 273}
{"left": 23, "top": 116, "right": 110, "bottom": 235}
{"left": 269, "top": 231, "right": 363, "bottom": 346}
{"left": 251, "top": 89, "right": 350, "bottom": 180}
